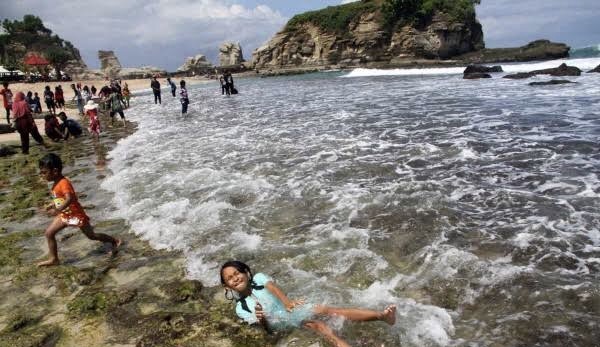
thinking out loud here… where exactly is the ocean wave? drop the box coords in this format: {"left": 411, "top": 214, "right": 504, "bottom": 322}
{"left": 343, "top": 57, "right": 600, "bottom": 77}
{"left": 570, "top": 44, "right": 600, "bottom": 58}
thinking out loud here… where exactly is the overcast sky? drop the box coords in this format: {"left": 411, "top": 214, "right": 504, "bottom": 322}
{"left": 1, "top": 0, "right": 598, "bottom": 71}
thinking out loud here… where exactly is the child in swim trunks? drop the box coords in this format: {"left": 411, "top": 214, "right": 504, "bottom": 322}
{"left": 220, "top": 260, "right": 397, "bottom": 347}
{"left": 37, "top": 153, "right": 121, "bottom": 266}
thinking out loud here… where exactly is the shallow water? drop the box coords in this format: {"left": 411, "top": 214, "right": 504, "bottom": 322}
{"left": 102, "top": 58, "right": 600, "bottom": 346}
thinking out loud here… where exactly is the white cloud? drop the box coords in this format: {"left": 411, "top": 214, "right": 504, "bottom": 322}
{"left": 340, "top": 0, "right": 360, "bottom": 3}
{"left": 1, "top": 0, "right": 287, "bottom": 70}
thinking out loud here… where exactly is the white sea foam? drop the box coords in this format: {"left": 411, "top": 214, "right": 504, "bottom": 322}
{"left": 343, "top": 57, "right": 600, "bottom": 77}
{"left": 100, "top": 69, "right": 600, "bottom": 346}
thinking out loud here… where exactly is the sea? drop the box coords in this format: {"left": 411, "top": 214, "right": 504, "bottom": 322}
{"left": 100, "top": 55, "right": 600, "bottom": 346}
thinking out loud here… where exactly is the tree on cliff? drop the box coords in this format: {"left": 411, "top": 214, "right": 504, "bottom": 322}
{"left": 0, "top": 15, "right": 81, "bottom": 72}
{"left": 45, "top": 47, "right": 73, "bottom": 78}
{"left": 383, "top": 0, "right": 481, "bottom": 28}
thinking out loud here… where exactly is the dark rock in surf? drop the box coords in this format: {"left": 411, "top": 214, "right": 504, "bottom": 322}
{"left": 530, "top": 63, "right": 581, "bottom": 77}
{"left": 503, "top": 72, "right": 535, "bottom": 79}
{"left": 588, "top": 64, "right": 600, "bottom": 73}
{"left": 463, "top": 72, "right": 492, "bottom": 79}
{"left": 529, "top": 79, "right": 576, "bottom": 86}
{"left": 463, "top": 65, "right": 503, "bottom": 74}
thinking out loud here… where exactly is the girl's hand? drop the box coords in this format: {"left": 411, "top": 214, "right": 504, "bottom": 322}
{"left": 47, "top": 207, "right": 59, "bottom": 216}
{"left": 255, "top": 303, "right": 266, "bottom": 323}
{"left": 284, "top": 298, "right": 306, "bottom": 312}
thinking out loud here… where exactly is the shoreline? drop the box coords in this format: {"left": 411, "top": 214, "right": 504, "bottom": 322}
{"left": 0, "top": 90, "right": 322, "bottom": 347}
{"left": 0, "top": 105, "right": 277, "bottom": 347}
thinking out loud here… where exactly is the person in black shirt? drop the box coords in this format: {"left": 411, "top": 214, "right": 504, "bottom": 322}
{"left": 150, "top": 77, "right": 161, "bottom": 104}
{"left": 58, "top": 112, "right": 83, "bottom": 139}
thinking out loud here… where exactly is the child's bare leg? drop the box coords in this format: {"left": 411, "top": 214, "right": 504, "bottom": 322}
{"left": 37, "top": 217, "right": 68, "bottom": 266}
{"left": 314, "top": 304, "right": 397, "bottom": 325}
{"left": 80, "top": 224, "right": 121, "bottom": 254}
{"left": 304, "top": 320, "right": 350, "bottom": 347}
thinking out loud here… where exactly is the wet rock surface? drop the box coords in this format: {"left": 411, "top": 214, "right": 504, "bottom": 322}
{"left": 529, "top": 79, "right": 576, "bottom": 86}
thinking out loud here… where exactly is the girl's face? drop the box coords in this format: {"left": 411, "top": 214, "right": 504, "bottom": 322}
{"left": 222, "top": 266, "right": 250, "bottom": 294}
{"left": 39, "top": 167, "right": 60, "bottom": 182}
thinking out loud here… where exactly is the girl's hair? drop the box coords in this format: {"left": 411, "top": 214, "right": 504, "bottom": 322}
{"left": 180, "top": 80, "right": 186, "bottom": 87}
{"left": 220, "top": 260, "right": 252, "bottom": 285}
{"left": 39, "top": 153, "right": 63, "bottom": 172}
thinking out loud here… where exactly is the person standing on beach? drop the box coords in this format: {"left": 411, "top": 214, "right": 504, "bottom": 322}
{"left": 71, "top": 84, "right": 84, "bottom": 115}
{"left": 167, "top": 77, "right": 177, "bottom": 97}
{"left": 219, "top": 75, "right": 226, "bottom": 95}
{"left": 106, "top": 87, "right": 127, "bottom": 127}
{"left": 91, "top": 85, "right": 97, "bottom": 96}
{"left": 83, "top": 101, "right": 101, "bottom": 140}
{"left": 33, "top": 92, "right": 42, "bottom": 113}
{"left": 150, "top": 77, "right": 161, "bottom": 104}
{"left": 122, "top": 83, "right": 131, "bottom": 108}
{"left": 179, "top": 80, "right": 189, "bottom": 115}
{"left": 1, "top": 82, "right": 13, "bottom": 124}
{"left": 44, "top": 86, "right": 56, "bottom": 115}
{"left": 37, "top": 153, "right": 121, "bottom": 267}
{"left": 224, "top": 70, "right": 236, "bottom": 95}
{"left": 54, "top": 85, "right": 65, "bottom": 110}
{"left": 11, "top": 91, "right": 47, "bottom": 154}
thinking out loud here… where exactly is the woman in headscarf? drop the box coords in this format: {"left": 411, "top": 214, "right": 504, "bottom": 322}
{"left": 12, "top": 91, "right": 46, "bottom": 154}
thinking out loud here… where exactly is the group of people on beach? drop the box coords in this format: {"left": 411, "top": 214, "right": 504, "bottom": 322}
{"left": 0, "top": 79, "right": 129, "bottom": 154}
{"left": 150, "top": 76, "right": 190, "bottom": 114}
{"left": 219, "top": 70, "right": 236, "bottom": 95}
{"left": 148, "top": 71, "right": 239, "bottom": 115}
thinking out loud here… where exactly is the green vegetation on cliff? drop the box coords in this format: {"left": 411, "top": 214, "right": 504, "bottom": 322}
{"left": 0, "top": 14, "right": 80, "bottom": 74}
{"left": 285, "top": 0, "right": 480, "bottom": 33}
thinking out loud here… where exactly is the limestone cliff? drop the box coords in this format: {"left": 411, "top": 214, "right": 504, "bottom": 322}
{"left": 219, "top": 42, "right": 245, "bottom": 66}
{"left": 252, "top": 2, "right": 483, "bottom": 69}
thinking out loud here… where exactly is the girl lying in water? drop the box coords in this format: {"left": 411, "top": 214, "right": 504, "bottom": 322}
{"left": 220, "top": 260, "right": 397, "bottom": 347}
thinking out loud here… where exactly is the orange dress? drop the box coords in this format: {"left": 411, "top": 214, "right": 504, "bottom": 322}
{"left": 51, "top": 177, "right": 89, "bottom": 227}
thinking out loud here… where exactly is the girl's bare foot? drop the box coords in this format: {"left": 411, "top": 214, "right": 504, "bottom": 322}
{"left": 381, "top": 305, "right": 397, "bottom": 325}
{"left": 37, "top": 258, "right": 60, "bottom": 267}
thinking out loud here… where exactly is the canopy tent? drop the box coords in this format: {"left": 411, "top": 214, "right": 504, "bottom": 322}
{"left": 23, "top": 54, "right": 50, "bottom": 66}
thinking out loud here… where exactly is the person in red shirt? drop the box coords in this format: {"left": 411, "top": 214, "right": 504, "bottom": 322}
{"left": 11, "top": 91, "right": 46, "bottom": 154}
{"left": 54, "top": 85, "right": 65, "bottom": 110}
{"left": 0, "top": 82, "right": 13, "bottom": 124}
{"left": 37, "top": 153, "right": 121, "bottom": 266}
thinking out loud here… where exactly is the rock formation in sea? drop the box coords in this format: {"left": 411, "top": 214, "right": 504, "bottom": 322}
{"left": 251, "top": 2, "right": 570, "bottom": 71}
{"left": 219, "top": 42, "right": 245, "bottom": 66}
{"left": 459, "top": 40, "right": 570, "bottom": 64}
{"left": 252, "top": 2, "right": 484, "bottom": 69}
{"left": 177, "top": 54, "right": 214, "bottom": 74}
{"left": 97, "top": 50, "right": 166, "bottom": 78}
{"left": 588, "top": 64, "right": 600, "bottom": 73}
{"left": 98, "top": 50, "right": 122, "bottom": 79}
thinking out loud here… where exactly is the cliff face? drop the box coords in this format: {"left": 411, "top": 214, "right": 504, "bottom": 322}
{"left": 252, "top": 10, "right": 483, "bottom": 69}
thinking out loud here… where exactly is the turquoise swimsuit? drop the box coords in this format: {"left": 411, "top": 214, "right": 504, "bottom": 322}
{"left": 235, "top": 273, "right": 315, "bottom": 330}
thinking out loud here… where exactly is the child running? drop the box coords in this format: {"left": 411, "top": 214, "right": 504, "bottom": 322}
{"left": 37, "top": 153, "right": 121, "bottom": 266}
{"left": 220, "top": 261, "right": 396, "bottom": 347}
{"left": 84, "top": 100, "right": 101, "bottom": 140}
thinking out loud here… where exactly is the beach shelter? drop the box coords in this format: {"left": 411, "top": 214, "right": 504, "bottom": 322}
{"left": 24, "top": 54, "right": 50, "bottom": 66}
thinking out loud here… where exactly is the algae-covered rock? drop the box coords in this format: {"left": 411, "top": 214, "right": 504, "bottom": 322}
{"left": 159, "top": 279, "right": 203, "bottom": 302}
{"left": 0, "top": 312, "right": 62, "bottom": 347}
{"left": 66, "top": 286, "right": 137, "bottom": 317}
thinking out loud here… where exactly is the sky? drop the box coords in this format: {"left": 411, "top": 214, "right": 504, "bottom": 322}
{"left": 1, "top": 0, "right": 599, "bottom": 71}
